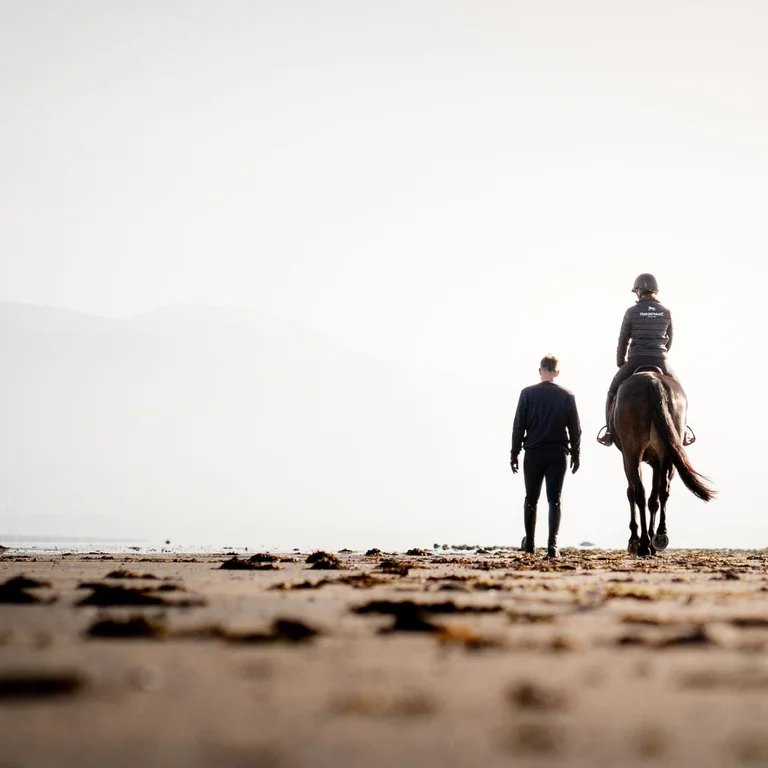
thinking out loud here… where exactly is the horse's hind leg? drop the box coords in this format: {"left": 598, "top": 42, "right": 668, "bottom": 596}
{"left": 648, "top": 462, "right": 661, "bottom": 555}
{"left": 626, "top": 485, "right": 639, "bottom": 555}
{"left": 636, "top": 481, "right": 651, "bottom": 557}
{"left": 652, "top": 461, "right": 673, "bottom": 552}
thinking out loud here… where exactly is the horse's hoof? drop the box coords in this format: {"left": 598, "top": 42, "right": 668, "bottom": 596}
{"left": 627, "top": 539, "right": 639, "bottom": 556}
{"left": 521, "top": 536, "right": 527, "bottom": 551}
{"left": 652, "top": 533, "right": 669, "bottom": 551}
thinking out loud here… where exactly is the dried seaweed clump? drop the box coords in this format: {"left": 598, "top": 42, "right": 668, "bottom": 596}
{"left": 86, "top": 616, "right": 320, "bottom": 644}
{"left": 617, "top": 625, "right": 715, "bottom": 649}
{"left": 377, "top": 559, "right": 409, "bottom": 576}
{"left": 507, "top": 681, "right": 569, "bottom": 711}
{"left": 219, "top": 556, "right": 281, "bottom": 571}
{"left": 269, "top": 573, "right": 388, "bottom": 591}
{"left": 405, "top": 548, "right": 429, "bottom": 557}
{"left": 104, "top": 569, "right": 160, "bottom": 580}
{"left": 0, "top": 672, "right": 85, "bottom": 700}
{"left": 334, "top": 573, "right": 389, "bottom": 588}
{"left": 269, "top": 580, "right": 324, "bottom": 591}
{"left": 352, "top": 599, "right": 502, "bottom": 635}
{"left": 246, "top": 553, "right": 280, "bottom": 562}
{"left": 355, "top": 599, "right": 502, "bottom": 616}
{"left": 76, "top": 584, "right": 204, "bottom": 608}
{"left": 0, "top": 576, "right": 56, "bottom": 605}
{"left": 306, "top": 551, "right": 343, "bottom": 570}
{"left": 223, "top": 619, "right": 321, "bottom": 644}
{"left": 87, "top": 615, "right": 169, "bottom": 639}
{"left": 2, "top": 575, "right": 52, "bottom": 589}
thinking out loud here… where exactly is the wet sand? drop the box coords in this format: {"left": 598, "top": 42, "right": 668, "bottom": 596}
{"left": 2, "top": 547, "right": 768, "bottom": 768}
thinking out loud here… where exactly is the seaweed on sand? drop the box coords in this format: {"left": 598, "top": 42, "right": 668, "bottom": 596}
{"left": 224, "top": 619, "right": 320, "bottom": 644}
{"left": 306, "top": 551, "right": 344, "bottom": 570}
{"left": 219, "top": 557, "right": 281, "bottom": 571}
{"left": 353, "top": 599, "right": 502, "bottom": 616}
{"left": 0, "top": 576, "right": 56, "bottom": 604}
{"left": 87, "top": 615, "right": 169, "bottom": 639}
{"left": 2, "top": 575, "right": 52, "bottom": 589}
{"left": 0, "top": 672, "right": 85, "bottom": 699}
{"left": 85, "top": 616, "right": 321, "bottom": 644}
{"left": 104, "top": 569, "right": 162, "bottom": 580}
{"left": 377, "top": 559, "right": 409, "bottom": 576}
{"left": 76, "top": 584, "right": 205, "bottom": 608}
{"left": 352, "top": 599, "right": 502, "bottom": 635}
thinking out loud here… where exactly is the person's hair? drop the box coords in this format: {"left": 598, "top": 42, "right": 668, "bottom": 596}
{"left": 540, "top": 355, "right": 559, "bottom": 372}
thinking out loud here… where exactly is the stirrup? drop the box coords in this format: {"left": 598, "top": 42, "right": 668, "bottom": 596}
{"left": 683, "top": 426, "right": 696, "bottom": 446}
{"left": 596, "top": 426, "right": 613, "bottom": 447}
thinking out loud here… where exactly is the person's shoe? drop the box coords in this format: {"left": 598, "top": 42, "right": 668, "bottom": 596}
{"left": 522, "top": 501, "right": 537, "bottom": 554}
{"left": 521, "top": 536, "right": 535, "bottom": 555}
{"left": 683, "top": 426, "right": 696, "bottom": 446}
{"left": 547, "top": 501, "right": 562, "bottom": 559}
{"left": 596, "top": 426, "right": 613, "bottom": 446}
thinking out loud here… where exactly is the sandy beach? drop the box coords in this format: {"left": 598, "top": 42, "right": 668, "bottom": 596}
{"left": 2, "top": 547, "right": 768, "bottom": 768}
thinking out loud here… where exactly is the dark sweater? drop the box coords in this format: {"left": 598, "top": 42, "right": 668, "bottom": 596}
{"left": 511, "top": 381, "right": 581, "bottom": 458}
{"left": 616, "top": 298, "right": 673, "bottom": 366}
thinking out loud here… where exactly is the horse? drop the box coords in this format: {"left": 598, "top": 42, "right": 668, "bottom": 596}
{"left": 611, "top": 367, "right": 714, "bottom": 556}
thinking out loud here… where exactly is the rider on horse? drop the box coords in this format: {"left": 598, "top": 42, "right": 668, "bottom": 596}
{"left": 597, "top": 273, "right": 694, "bottom": 447}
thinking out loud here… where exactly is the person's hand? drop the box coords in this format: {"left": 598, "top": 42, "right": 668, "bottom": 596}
{"left": 570, "top": 455, "right": 580, "bottom": 474}
{"left": 510, "top": 453, "right": 519, "bottom": 474}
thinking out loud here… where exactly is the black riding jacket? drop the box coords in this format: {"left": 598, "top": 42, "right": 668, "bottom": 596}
{"left": 616, "top": 298, "right": 673, "bottom": 366}
{"left": 511, "top": 382, "right": 581, "bottom": 458}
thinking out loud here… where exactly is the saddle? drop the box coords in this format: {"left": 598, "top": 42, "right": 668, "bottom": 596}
{"left": 632, "top": 365, "right": 664, "bottom": 375}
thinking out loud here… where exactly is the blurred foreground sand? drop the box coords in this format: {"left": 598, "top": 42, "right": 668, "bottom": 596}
{"left": 2, "top": 548, "right": 768, "bottom": 767}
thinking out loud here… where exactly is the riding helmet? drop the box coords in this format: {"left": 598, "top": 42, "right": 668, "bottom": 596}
{"left": 632, "top": 273, "right": 659, "bottom": 293}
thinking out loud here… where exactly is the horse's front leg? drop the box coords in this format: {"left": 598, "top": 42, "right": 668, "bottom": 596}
{"left": 625, "top": 456, "right": 641, "bottom": 555}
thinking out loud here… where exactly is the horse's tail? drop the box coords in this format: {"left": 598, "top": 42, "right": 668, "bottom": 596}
{"left": 648, "top": 377, "right": 715, "bottom": 502}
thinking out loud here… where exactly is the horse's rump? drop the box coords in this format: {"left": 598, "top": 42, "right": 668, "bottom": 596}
{"left": 615, "top": 372, "right": 714, "bottom": 502}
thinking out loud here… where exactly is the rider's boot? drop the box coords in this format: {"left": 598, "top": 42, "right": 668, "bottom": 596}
{"left": 547, "top": 501, "right": 562, "bottom": 559}
{"left": 522, "top": 501, "right": 536, "bottom": 554}
{"left": 597, "top": 393, "right": 616, "bottom": 447}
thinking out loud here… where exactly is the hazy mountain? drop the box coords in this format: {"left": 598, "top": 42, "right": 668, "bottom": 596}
{"left": 0, "top": 302, "right": 516, "bottom": 549}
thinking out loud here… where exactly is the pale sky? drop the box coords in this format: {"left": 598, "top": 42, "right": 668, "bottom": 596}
{"left": 2, "top": 1, "right": 767, "bottom": 549}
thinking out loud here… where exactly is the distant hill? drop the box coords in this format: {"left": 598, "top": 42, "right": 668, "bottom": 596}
{"left": 0, "top": 302, "right": 515, "bottom": 549}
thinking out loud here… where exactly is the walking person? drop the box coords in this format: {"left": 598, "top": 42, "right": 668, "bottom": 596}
{"left": 510, "top": 355, "right": 581, "bottom": 558}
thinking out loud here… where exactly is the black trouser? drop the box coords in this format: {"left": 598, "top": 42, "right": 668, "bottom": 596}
{"left": 523, "top": 449, "right": 567, "bottom": 507}
{"left": 606, "top": 357, "right": 679, "bottom": 424}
